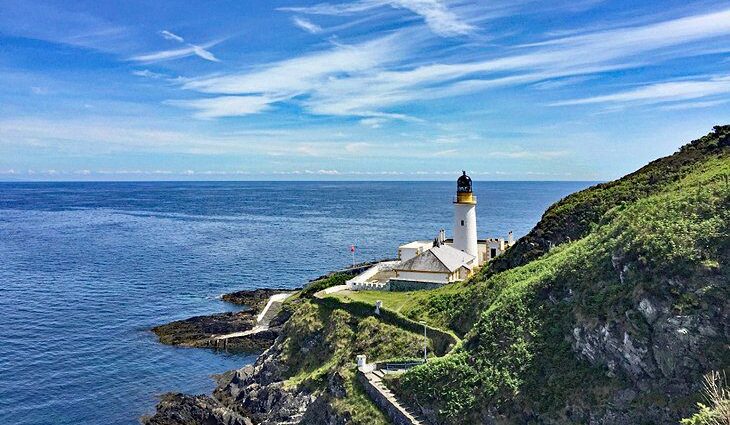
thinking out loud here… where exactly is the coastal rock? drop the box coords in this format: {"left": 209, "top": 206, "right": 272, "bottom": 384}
{"left": 152, "top": 288, "right": 291, "bottom": 353}
{"left": 211, "top": 332, "right": 316, "bottom": 424}
{"left": 152, "top": 310, "right": 257, "bottom": 346}
{"left": 143, "top": 393, "right": 251, "bottom": 425}
{"left": 221, "top": 288, "right": 291, "bottom": 311}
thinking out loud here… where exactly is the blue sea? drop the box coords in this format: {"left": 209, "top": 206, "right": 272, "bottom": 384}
{"left": 0, "top": 181, "right": 593, "bottom": 425}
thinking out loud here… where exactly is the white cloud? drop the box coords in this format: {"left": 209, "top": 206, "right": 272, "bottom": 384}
{"left": 292, "top": 17, "right": 323, "bottom": 34}
{"left": 178, "top": 35, "right": 407, "bottom": 117}
{"left": 130, "top": 31, "right": 221, "bottom": 63}
{"left": 659, "top": 98, "right": 730, "bottom": 111}
{"left": 0, "top": 2, "right": 131, "bottom": 53}
{"left": 132, "top": 69, "right": 167, "bottom": 79}
{"left": 359, "top": 117, "right": 387, "bottom": 128}
{"left": 159, "top": 30, "right": 184, "bottom": 42}
{"left": 183, "top": 35, "right": 400, "bottom": 94}
{"left": 280, "top": 0, "right": 474, "bottom": 37}
{"left": 552, "top": 75, "right": 730, "bottom": 106}
{"left": 315, "top": 169, "right": 340, "bottom": 175}
{"left": 172, "top": 8, "right": 730, "bottom": 119}
{"left": 167, "top": 95, "right": 275, "bottom": 118}
{"left": 130, "top": 42, "right": 221, "bottom": 62}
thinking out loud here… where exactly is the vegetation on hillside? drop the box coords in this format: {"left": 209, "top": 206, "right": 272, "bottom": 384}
{"left": 488, "top": 125, "right": 730, "bottom": 275}
{"left": 391, "top": 126, "right": 730, "bottom": 423}
{"left": 681, "top": 371, "right": 730, "bottom": 425}
{"left": 275, "top": 296, "right": 431, "bottom": 424}
{"left": 270, "top": 126, "right": 729, "bottom": 424}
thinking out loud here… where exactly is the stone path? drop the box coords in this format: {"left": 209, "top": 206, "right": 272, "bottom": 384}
{"left": 312, "top": 284, "right": 349, "bottom": 299}
{"left": 360, "top": 367, "right": 428, "bottom": 425}
{"left": 214, "top": 292, "right": 291, "bottom": 341}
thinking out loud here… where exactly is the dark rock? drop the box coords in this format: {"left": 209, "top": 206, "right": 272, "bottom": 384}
{"left": 152, "top": 311, "right": 257, "bottom": 347}
{"left": 143, "top": 393, "right": 252, "bottom": 425}
{"left": 221, "top": 288, "right": 291, "bottom": 311}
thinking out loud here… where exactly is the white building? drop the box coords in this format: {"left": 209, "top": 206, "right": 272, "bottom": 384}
{"left": 397, "top": 240, "right": 435, "bottom": 262}
{"left": 347, "top": 171, "right": 516, "bottom": 290}
{"left": 393, "top": 242, "right": 475, "bottom": 284}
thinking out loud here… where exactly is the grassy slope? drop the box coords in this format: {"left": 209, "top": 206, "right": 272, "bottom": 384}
{"left": 276, "top": 127, "right": 728, "bottom": 424}
{"left": 275, "top": 296, "right": 433, "bottom": 424}
{"left": 327, "top": 287, "right": 466, "bottom": 335}
{"left": 488, "top": 125, "right": 730, "bottom": 276}
{"left": 391, "top": 127, "right": 730, "bottom": 423}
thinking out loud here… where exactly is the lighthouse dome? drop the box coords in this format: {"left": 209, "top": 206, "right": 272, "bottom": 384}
{"left": 457, "top": 171, "right": 472, "bottom": 193}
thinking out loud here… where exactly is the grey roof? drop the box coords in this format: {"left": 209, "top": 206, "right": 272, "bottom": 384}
{"left": 395, "top": 244, "right": 475, "bottom": 273}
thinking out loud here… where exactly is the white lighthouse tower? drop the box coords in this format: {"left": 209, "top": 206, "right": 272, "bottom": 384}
{"left": 453, "top": 171, "right": 478, "bottom": 260}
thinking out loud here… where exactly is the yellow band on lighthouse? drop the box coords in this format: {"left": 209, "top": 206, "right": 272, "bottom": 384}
{"left": 455, "top": 192, "right": 476, "bottom": 204}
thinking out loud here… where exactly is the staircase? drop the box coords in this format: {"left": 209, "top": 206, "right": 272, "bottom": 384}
{"left": 360, "top": 368, "right": 428, "bottom": 425}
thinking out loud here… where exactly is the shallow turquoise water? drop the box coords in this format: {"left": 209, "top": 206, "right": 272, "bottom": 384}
{"left": 0, "top": 181, "right": 593, "bottom": 424}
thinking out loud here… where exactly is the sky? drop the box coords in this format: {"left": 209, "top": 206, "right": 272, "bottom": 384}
{"left": 1, "top": 0, "right": 729, "bottom": 181}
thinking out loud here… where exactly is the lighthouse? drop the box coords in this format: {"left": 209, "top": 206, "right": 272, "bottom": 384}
{"left": 453, "top": 171, "right": 478, "bottom": 259}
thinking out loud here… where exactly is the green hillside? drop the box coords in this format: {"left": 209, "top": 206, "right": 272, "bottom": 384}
{"left": 391, "top": 126, "right": 730, "bottom": 423}
{"left": 227, "top": 126, "right": 729, "bottom": 425}
{"left": 488, "top": 125, "right": 730, "bottom": 276}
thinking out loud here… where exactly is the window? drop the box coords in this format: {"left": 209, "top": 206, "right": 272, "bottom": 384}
{"left": 490, "top": 248, "right": 497, "bottom": 258}
{"left": 461, "top": 220, "right": 464, "bottom": 226}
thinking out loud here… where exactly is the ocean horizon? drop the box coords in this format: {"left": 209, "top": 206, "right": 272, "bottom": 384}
{"left": 0, "top": 181, "right": 594, "bottom": 424}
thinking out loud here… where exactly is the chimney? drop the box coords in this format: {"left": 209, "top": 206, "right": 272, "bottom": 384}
{"left": 508, "top": 231, "right": 514, "bottom": 244}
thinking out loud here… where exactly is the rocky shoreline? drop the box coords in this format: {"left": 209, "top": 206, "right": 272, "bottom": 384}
{"left": 151, "top": 288, "right": 292, "bottom": 353}
{"left": 142, "top": 266, "right": 377, "bottom": 425}
{"left": 145, "top": 287, "right": 304, "bottom": 424}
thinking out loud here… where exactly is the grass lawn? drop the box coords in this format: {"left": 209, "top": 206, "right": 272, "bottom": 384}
{"left": 326, "top": 284, "right": 466, "bottom": 327}
{"left": 328, "top": 289, "right": 429, "bottom": 314}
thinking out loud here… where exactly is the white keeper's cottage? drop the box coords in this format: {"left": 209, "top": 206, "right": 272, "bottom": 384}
{"left": 347, "top": 171, "right": 515, "bottom": 291}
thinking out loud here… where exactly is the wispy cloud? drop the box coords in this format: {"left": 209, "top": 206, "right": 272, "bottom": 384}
{"left": 292, "top": 16, "right": 323, "bottom": 34}
{"left": 0, "top": 2, "right": 131, "bottom": 53}
{"left": 552, "top": 75, "right": 730, "bottom": 106}
{"left": 279, "top": 0, "right": 474, "bottom": 37}
{"left": 178, "top": 35, "right": 407, "bottom": 118}
{"left": 171, "top": 8, "right": 730, "bottom": 120}
{"left": 159, "top": 30, "right": 184, "bottom": 42}
{"left": 658, "top": 98, "right": 730, "bottom": 111}
{"left": 167, "top": 95, "right": 276, "bottom": 118}
{"left": 132, "top": 69, "right": 168, "bottom": 79}
{"left": 130, "top": 30, "right": 221, "bottom": 63}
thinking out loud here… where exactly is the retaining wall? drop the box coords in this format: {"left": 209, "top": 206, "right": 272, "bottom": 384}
{"left": 357, "top": 370, "right": 416, "bottom": 425}
{"left": 388, "top": 279, "right": 446, "bottom": 292}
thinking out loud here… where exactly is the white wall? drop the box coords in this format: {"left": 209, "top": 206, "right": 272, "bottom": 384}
{"left": 399, "top": 247, "right": 420, "bottom": 262}
{"left": 395, "top": 271, "right": 450, "bottom": 284}
{"left": 453, "top": 203, "right": 478, "bottom": 259}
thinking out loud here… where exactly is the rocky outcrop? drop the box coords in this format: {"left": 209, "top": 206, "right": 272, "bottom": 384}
{"left": 213, "top": 339, "right": 315, "bottom": 424}
{"left": 145, "top": 328, "right": 313, "bottom": 425}
{"left": 568, "top": 273, "right": 729, "bottom": 424}
{"left": 222, "top": 289, "right": 291, "bottom": 311}
{"left": 143, "top": 393, "right": 251, "bottom": 425}
{"left": 152, "top": 289, "right": 291, "bottom": 353}
{"left": 152, "top": 311, "right": 257, "bottom": 346}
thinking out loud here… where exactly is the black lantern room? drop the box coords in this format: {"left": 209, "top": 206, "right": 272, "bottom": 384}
{"left": 457, "top": 171, "right": 472, "bottom": 193}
